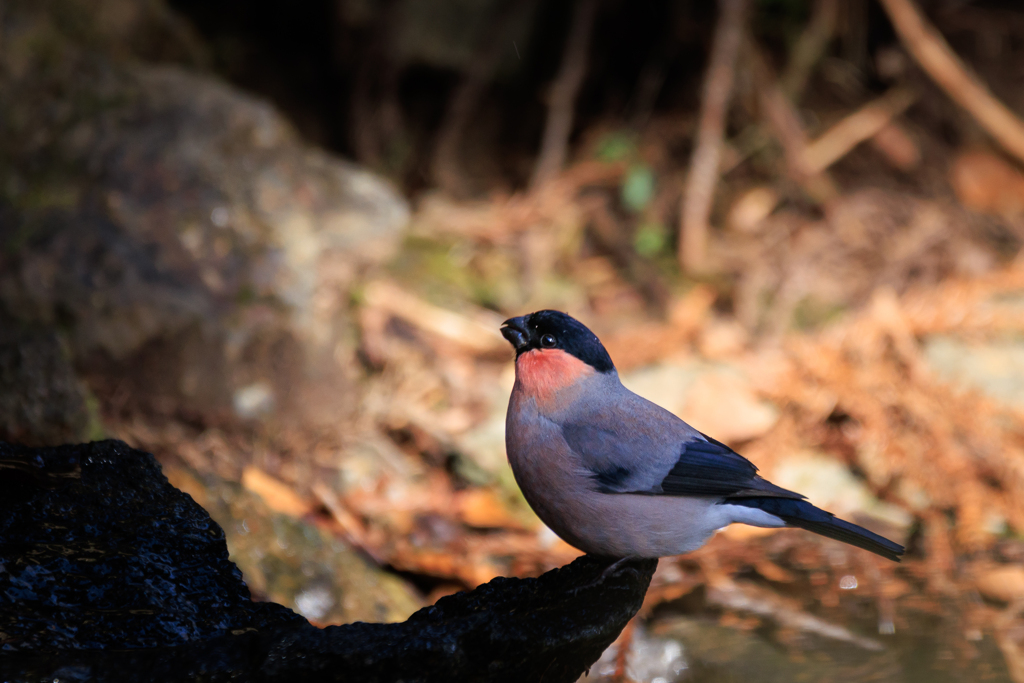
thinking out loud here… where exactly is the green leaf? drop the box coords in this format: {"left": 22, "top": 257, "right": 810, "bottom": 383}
{"left": 621, "top": 164, "right": 655, "bottom": 213}
{"left": 634, "top": 221, "right": 666, "bottom": 257}
{"left": 595, "top": 131, "right": 637, "bottom": 162}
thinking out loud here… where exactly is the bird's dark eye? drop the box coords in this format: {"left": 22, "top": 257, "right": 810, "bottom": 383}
{"left": 540, "top": 334, "right": 557, "bottom": 348}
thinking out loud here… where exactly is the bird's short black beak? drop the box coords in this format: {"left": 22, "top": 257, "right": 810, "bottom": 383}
{"left": 501, "top": 316, "right": 531, "bottom": 350}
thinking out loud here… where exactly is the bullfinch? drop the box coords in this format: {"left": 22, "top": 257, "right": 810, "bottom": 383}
{"left": 501, "top": 310, "right": 904, "bottom": 562}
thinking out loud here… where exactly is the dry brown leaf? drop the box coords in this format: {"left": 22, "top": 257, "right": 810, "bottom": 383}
{"left": 456, "top": 488, "right": 535, "bottom": 530}
{"left": 241, "top": 467, "right": 313, "bottom": 517}
{"left": 976, "top": 565, "right": 1024, "bottom": 603}
{"left": 869, "top": 121, "right": 921, "bottom": 170}
{"left": 726, "top": 186, "right": 779, "bottom": 233}
{"left": 950, "top": 150, "right": 1024, "bottom": 218}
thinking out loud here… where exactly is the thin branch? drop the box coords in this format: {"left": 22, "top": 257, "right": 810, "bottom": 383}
{"left": 780, "top": 0, "right": 839, "bottom": 102}
{"left": 431, "top": 0, "right": 535, "bottom": 196}
{"left": 529, "top": 0, "right": 598, "bottom": 190}
{"left": 361, "top": 281, "right": 506, "bottom": 355}
{"left": 878, "top": 0, "right": 1024, "bottom": 165}
{"left": 869, "top": 121, "right": 920, "bottom": 171}
{"left": 679, "top": 0, "right": 749, "bottom": 273}
{"left": 802, "top": 87, "right": 917, "bottom": 174}
{"left": 584, "top": 195, "right": 669, "bottom": 312}
{"left": 749, "top": 41, "right": 839, "bottom": 203}
{"left": 349, "top": 0, "right": 402, "bottom": 167}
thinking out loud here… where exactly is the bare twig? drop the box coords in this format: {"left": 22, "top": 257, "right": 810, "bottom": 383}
{"left": 629, "top": 57, "right": 670, "bottom": 130}
{"left": 611, "top": 618, "right": 637, "bottom": 682}
{"left": 780, "top": 0, "right": 839, "bottom": 101}
{"left": 878, "top": 0, "right": 1024, "bottom": 165}
{"left": 749, "top": 41, "right": 839, "bottom": 203}
{"left": 994, "top": 601, "right": 1024, "bottom": 683}
{"left": 362, "top": 281, "right": 507, "bottom": 354}
{"left": 802, "top": 87, "right": 917, "bottom": 174}
{"left": 431, "top": 0, "right": 535, "bottom": 196}
{"left": 628, "top": 2, "right": 688, "bottom": 130}
{"left": 869, "top": 121, "right": 921, "bottom": 171}
{"left": 706, "top": 577, "right": 886, "bottom": 651}
{"left": 584, "top": 195, "right": 669, "bottom": 311}
{"left": 349, "top": 0, "right": 402, "bottom": 166}
{"left": 838, "top": 0, "right": 869, "bottom": 70}
{"left": 529, "top": 0, "right": 598, "bottom": 190}
{"left": 313, "top": 483, "right": 386, "bottom": 565}
{"left": 679, "top": 0, "right": 749, "bottom": 273}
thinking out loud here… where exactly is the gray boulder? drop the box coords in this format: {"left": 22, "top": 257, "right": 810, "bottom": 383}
{"left": 0, "top": 1, "right": 408, "bottom": 421}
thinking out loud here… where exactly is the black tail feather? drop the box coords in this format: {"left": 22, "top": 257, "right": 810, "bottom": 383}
{"left": 728, "top": 497, "right": 905, "bottom": 562}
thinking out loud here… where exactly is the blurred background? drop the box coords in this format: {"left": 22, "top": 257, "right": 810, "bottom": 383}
{"left": 3, "top": 0, "right": 1024, "bottom": 680}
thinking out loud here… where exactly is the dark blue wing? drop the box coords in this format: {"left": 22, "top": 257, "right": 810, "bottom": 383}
{"left": 658, "top": 435, "right": 757, "bottom": 495}
{"left": 660, "top": 433, "right": 803, "bottom": 498}
{"left": 561, "top": 417, "right": 802, "bottom": 499}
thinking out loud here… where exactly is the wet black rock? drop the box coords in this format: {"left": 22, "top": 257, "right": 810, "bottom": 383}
{"left": 0, "top": 439, "right": 304, "bottom": 652}
{"left": 0, "top": 440, "right": 656, "bottom": 682}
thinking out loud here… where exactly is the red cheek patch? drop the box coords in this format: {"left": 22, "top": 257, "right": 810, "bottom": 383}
{"left": 516, "top": 349, "right": 594, "bottom": 403}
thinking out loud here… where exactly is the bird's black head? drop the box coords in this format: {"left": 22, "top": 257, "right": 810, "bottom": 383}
{"left": 500, "top": 310, "right": 615, "bottom": 373}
